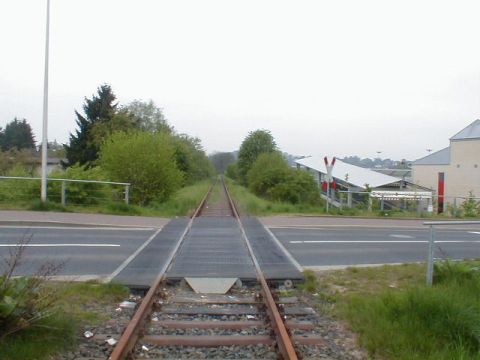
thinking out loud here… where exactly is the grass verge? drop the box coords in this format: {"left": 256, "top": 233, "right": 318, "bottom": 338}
{"left": 0, "top": 281, "right": 129, "bottom": 360}
{"left": 0, "top": 179, "right": 213, "bottom": 217}
{"left": 304, "top": 261, "right": 480, "bottom": 360}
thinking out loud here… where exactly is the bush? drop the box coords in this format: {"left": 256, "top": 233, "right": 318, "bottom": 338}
{"left": 0, "top": 237, "right": 63, "bottom": 340}
{"left": 225, "top": 162, "right": 239, "bottom": 181}
{"left": 48, "top": 164, "right": 111, "bottom": 205}
{"left": 461, "top": 192, "right": 480, "bottom": 217}
{"left": 247, "top": 152, "right": 320, "bottom": 205}
{"left": 100, "top": 131, "right": 183, "bottom": 204}
{"left": 0, "top": 164, "right": 39, "bottom": 203}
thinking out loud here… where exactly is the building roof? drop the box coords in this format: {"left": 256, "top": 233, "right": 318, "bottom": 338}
{"left": 451, "top": 119, "right": 480, "bottom": 141}
{"left": 413, "top": 147, "right": 450, "bottom": 166}
{"left": 295, "top": 156, "right": 402, "bottom": 189}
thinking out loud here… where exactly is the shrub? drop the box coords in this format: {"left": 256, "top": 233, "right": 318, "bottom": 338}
{"left": 461, "top": 192, "right": 480, "bottom": 217}
{"left": 0, "top": 164, "right": 39, "bottom": 203}
{"left": 100, "top": 131, "right": 183, "bottom": 204}
{"left": 225, "top": 162, "right": 239, "bottom": 181}
{"left": 0, "top": 236, "right": 63, "bottom": 340}
{"left": 48, "top": 164, "right": 111, "bottom": 205}
{"left": 247, "top": 152, "right": 320, "bottom": 205}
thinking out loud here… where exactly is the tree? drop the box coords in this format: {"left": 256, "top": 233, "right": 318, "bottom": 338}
{"left": 123, "top": 100, "right": 172, "bottom": 133}
{"left": 172, "top": 134, "right": 214, "bottom": 184}
{"left": 238, "top": 130, "right": 277, "bottom": 184}
{"left": 0, "top": 118, "right": 35, "bottom": 151}
{"left": 63, "top": 84, "right": 118, "bottom": 167}
{"left": 210, "top": 152, "right": 235, "bottom": 174}
{"left": 99, "top": 131, "right": 183, "bottom": 204}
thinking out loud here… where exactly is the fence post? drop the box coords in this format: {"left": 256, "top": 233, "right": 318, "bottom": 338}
{"left": 124, "top": 185, "right": 130, "bottom": 205}
{"left": 368, "top": 193, "right": 372, "bottom": 212}
{"left": 347, "top": 189, "right": 352, "bottom": 208}
{"left": 426, "top": 225, "right": 435, "bottom": 286}
{"left": 61, "top": 181, "right": 66, "bottom": 206}
{"left": 380, "top": 196, "right": 384, "bottom": 211}
{"left": 453, "top": 197, "right": 457, "bottom": 217}
{"left": 416, "top": 198, "right": 421, "bottom": 217}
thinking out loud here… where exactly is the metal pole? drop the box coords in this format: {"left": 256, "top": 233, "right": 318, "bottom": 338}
{"left": 426, "top": 225, "right": 435, "bottom": 286}
{"left": 40, "top": 0, "right": 50, "bottom": 203}
{"left": 381, "top": 196, "right": 384, "bottom": 211}
{"left": 125, "top": 185, "right": 130, "bottom": 205}
{"left": 61, "top": 181, "right": 66, "bottom": 206}
{"left": 326, "top": 181, "right": 330, "bottom": 212}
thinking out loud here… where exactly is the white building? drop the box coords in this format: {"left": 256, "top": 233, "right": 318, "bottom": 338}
{"left": 412, "top": 119, "right": 480, "bottom": 208}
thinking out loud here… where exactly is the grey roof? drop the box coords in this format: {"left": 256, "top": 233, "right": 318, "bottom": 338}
{"left": 451, "top": 119, "right": 480, "bottom": 140}
{"left": 413, "top": 147, "right": 450, "bottom": 165}
{"left": 295, "top": 156, "right": 402, "bottom": 189}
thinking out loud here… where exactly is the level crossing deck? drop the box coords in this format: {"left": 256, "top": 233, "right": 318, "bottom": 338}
{"left": 113, "top": 215, "right": 303, "bottom": 288}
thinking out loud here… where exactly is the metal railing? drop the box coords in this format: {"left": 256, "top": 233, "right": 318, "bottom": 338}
{"left": 333, "top": 190, "right": 480, "bottom": 217}
{"left": 0, "top": 176, "right": 130, "bottom": 206}
{"left": 423, "top": 220, "right": 480, "bottom": 286}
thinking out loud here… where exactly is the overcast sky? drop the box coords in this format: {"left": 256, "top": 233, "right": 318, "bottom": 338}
{"left": 1, "top": 0, "right": 479, "bottom": 160}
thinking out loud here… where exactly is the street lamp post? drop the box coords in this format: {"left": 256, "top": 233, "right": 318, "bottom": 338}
{"left": 41, "top": 0, "right": 50, "bottom": 203}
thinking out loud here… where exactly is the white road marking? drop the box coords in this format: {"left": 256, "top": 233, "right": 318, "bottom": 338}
{"left": 264, "top": 226, "right": 303, "bottom": 271}
{"left": 469, "top": 232, "right": 480, "bottom": 235}
{"left": 0, "top": 243, "right": 120, "bottom": 247}
{"left": 289, "top": 240, "right": 480, "bottom": 244}
{"left": 389, "top": 234, "right": 415, "bottom": 239}
{"left": 269, "top": 225, "right": 423, "bottom": 230}
{"left": 0, "top": 225, "right": 155, "bottom": 231}
{"left": 103, "top": 227, "right": 163, "bottom": 283}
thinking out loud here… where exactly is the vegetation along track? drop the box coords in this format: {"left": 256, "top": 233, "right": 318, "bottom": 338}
{"left": 107, "top": 178, "right": 324, "bottom": 359}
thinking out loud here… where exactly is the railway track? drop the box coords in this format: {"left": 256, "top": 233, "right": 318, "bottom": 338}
{"left": 107, "top": 178, "right": 323, "bottom": 359}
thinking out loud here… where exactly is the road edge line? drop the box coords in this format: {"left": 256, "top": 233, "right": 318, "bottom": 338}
{"left": 264, "top": 226, "right": 303, "bottom": 272}
{"left": 103, "top": 227, "right": 163, "bottom": 283}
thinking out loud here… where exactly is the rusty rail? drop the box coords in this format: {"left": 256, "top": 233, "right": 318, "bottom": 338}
{"left": 108, "top": 184, "right": 213, "bottom": 360}
{"left": 222, "top": 177, "right": 299, "bottom": 360}
{"left": 109, "top": 178, "right": 299, "bottom": 359}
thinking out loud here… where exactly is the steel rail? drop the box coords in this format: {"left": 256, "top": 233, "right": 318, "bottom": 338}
{"left": 222, "top": 178, "right": 299, "bottom": 360}
{"left": 108, "top": 184, "right": 213, "bottom": 360}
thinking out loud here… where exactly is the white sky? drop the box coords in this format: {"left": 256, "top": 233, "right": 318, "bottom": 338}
{"left": 1, "top": 0, "right": 479, "bottom": 160}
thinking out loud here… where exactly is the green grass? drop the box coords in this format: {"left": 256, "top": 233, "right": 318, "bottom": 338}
{"left": 308, "top": 261, "right": 480, "bottom": 360}
{"left": 225, "top": 178, "right": 327, "bottom": 216}
{"left": 0, "top": 314, "right": 76, "bottom": 360}
{"left": 0, "top": 281, "right": 129, "bottom": 360}
{"left": 150, "top": 179, "right": 212, "bottom": 216}
{"left": 0, "top": 179, "right": 213, "bottom": 218}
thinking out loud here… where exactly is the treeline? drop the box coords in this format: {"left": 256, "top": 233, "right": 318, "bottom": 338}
{"left": 1, "top": 84, "right": 213, "bottom": 205}
{"left": 225, "top": 130, "right": 320, "bottom": 205}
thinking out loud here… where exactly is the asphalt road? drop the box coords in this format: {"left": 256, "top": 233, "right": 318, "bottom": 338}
{"left": 269, "top": 226, "right": 480, "bottom": 268}
{"left": 0, "top": 225, "right": 157, "bottom": 278}
{"left": 2, "top": 214, "right": 480, "bottom": 279}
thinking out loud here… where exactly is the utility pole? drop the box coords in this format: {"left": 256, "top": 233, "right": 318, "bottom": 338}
{"left": 41, "top": 0, "right": 50, "bottom": 203}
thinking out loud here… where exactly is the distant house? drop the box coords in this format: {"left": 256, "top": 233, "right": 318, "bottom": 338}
{"left": 412, "top": 119, "right": 480, "bottom": 209}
